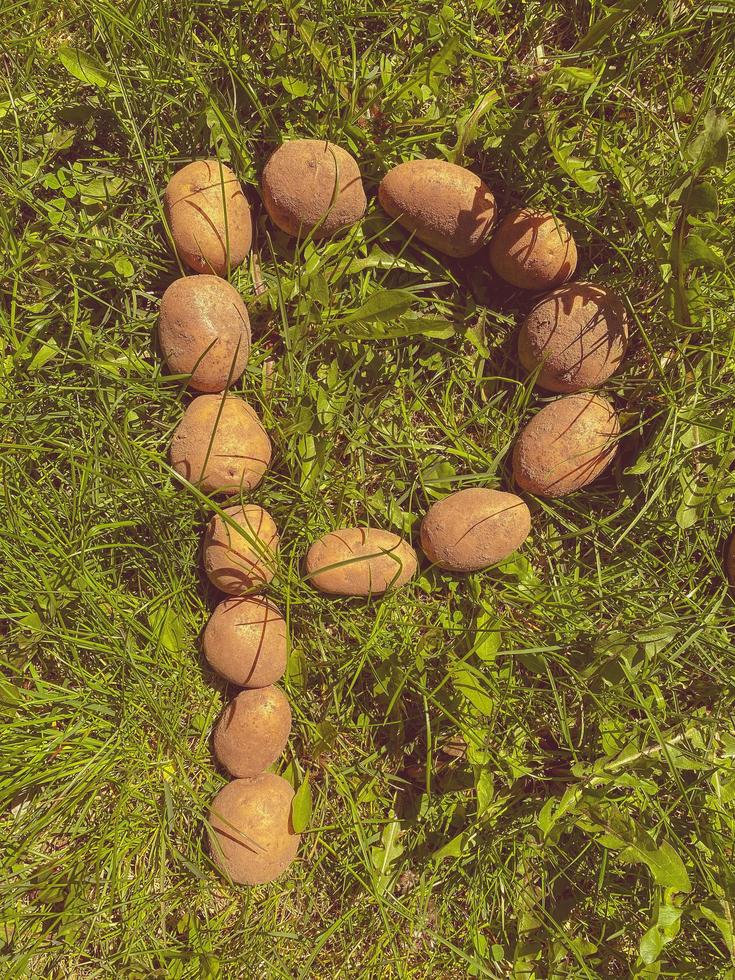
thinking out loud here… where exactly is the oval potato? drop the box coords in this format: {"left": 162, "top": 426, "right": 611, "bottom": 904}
{"left": 169, "top": 394, "right": 271, "bottom": 495}
{"left": 489, "top": 209, "right": 577, "bottom": 290}
{"left": 208, "top": 773, "right": 300, "bottom": 885}
{"left": 163, "top": 160, "right": 252, "bottom": 276}
{"left": 159, "top": 276, "right": 251, "bottom": 392}
{"left": 420, "top": 488, "right": 531, "bottom": 572}
{"left": 213, "top": 686, "right": 292, "bottom": 778}
{"left": 305, "top": 527, "right": 417, "bottom": 596}
{"left": 378, "top": 159, "right": 496, "bottom": 257}
{"left": 203, "top": 505, "right": 279, "bottom": 595}
{"left": 512, "top": 393, "right": 620, "bottom": 497}
{"left": 261, "top": 139, "right": 366, "bottom": 238}
{"left": 203, "top": 597, "right": 287, "bottom": 687}
{"left": 518, "top": 283, "right": 628, "bottom": 393}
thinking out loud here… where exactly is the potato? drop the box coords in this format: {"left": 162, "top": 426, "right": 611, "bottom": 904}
{"left": 208, "top": 772, "right": 299, "bottom": 885}
{"left": 158, "top": 275, "right": 251, "bottom": 392}
{"left": 489, "top": 209, "right": 577, "bottom": 290}
{"left": 163, "top": 160, "right": 252, "bottom": 276}
{"left": 378, "top": 159, "right": 496, "bottom": 257}
{"left": 305, "top": 527, "right": 417, "bottom": 596}
{"left": 169, "top": 394, "right": 271, "bottom": 495}
{"left": 261, "top": 139, "right": 366, "bottom": 238}
{"left": 420, "top": 488, "right": 531, "bottom": 572}
{"left": 518, "top": 283, "right": 628, "bottom": 393}
{"left": 203, "top": 505, "right": 279, "bottom": 594}
{"left": 512, "top": 393, "right": 620, "bottom": 497}
{"left": 203, "top": 597, "right": 287, "bottom": 687}
{"left": 213, "top": 685, "right": 291, "bottom": 778}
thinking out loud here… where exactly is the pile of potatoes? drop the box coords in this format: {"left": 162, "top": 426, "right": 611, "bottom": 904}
{"left": 157, "top": 137, "right": 634, "bottom": 886}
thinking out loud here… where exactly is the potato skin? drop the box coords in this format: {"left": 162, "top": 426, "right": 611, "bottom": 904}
{"left": 213, "top": 686, "right": 292, "bottom": 778}
{"left": 163, "top": 160, "right": 252, "bottom": 276}
{"left": 518, "top": 283, "right": 628, "bottom": 393}
{"left": 169, "top": 394, "right": 271, "bottom": 495}
{"left": 420, "top": 489, "right": 531, "bottom": 572}
{"left": 489, "top": 209, "right": 577, "bottom": 290}
{"left": 378, "top": 159, "right": 496, "bottom": 257}
{"left": 208, "top": 773, "right": 300, "bottom": 885}
{"left": 159, "top": 276, "right": 251, "bottom": 392}
{"left": 512, "top": 394, "right": 620, "bottom": 497}
{"left": 261, "top": 139, "right": 366, "bottom": 238}
{"left": 203, "top": 597, "right": 287, "bottom": 687}
{"left": 305, "top": 527, "right": 417, "bottom": 596}
{"left": 203, "top": 505, "right": 279, "bottom": 595}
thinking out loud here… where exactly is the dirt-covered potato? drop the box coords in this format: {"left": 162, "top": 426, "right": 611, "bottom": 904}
{"left": 163, "top": 160, "right": 252, "bottom": 276}
{"left": 420, "top": 488, "right": 531, "bottom": 572}
{"left": 169, "top": 394, "right": 271, "bottom": 495}
{"left": 158, "top": 276, "right": 251, "bottom": 392}
{"left": 213, "top": 685, "right": 291, "bottom": 778}
{"left": 208, "top": 773, "right": 300, "bottom": 885}
{"left": 305, "top": 527, "right": 417, "bottom": 596}
{"left": 489, "top": 209, "right": 577, "bottom": 290}
{"left": 203, "top": 505, "right": 279, "bottom": 595}
{"left": 378, "top": 159, "right": 496, "bottom": 257}
{"left": 203, "top": 597, "right": 287, "bottom": 687}
{"left": 518, "top": 283, "right": 628, "bottom": 393}
{"left": 512, "top": 393, "right": 620, "bottom": 497}
{"left": 261, "top": 139, "right": 366, "bottom": 238}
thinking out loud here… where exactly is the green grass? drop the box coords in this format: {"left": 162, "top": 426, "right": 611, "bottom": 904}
{"left": 2, "top": 0, "right": 735, "bottom": 976}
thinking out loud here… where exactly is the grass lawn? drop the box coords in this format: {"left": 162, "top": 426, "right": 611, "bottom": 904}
{"left": 2, "top": 1, "right": 735, "bottom": 976}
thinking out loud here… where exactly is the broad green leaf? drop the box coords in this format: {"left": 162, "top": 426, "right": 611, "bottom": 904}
{"left": 450, "top": 662, "right": 494, "bottom": 715}
{"left": 338, "top": 289, "right": 416, "bottom": 324}
{"left": 371, "top": 819, "right": 404, "bottom": 894}
{"left": 432, "top": 830, "right": 469, "bottom": 863}
{"left": 291, "top": 775, "right": 312, "bottom": 833}
{"left": 28, "top": 337, "right": 60, "bottom": 372}
{"left": 58, "top": 46, "right": 112, "bottom": 88}
{"left": 686, "top": 110, "right": 729, "bottom": 173}
{"left": 574, "top": 0, "right": 645, "bottom": 51}
{"left": 687, "top": 181, "right": 719, "bottom": 215}
{"left": 285, "top": 647, "right": 307, "bottom": 693}
{"left": 681, "top": 234, "right": 725, "bottom": 270}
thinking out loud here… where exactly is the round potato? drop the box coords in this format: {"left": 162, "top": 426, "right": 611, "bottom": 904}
{"left": 169, "top": 394, "right": 271, "bottom": 495}
{"left": 378, "top": 159, "right": 496, "bottom": 257}
{"left": 420, "top": 488, "right": 531, "bottom": 572}
{"left": 305, "top": 527, "right": 417, "bottom": 596}
{"left": 489, "top": 209, "right": 577, "bottom": 290}
{"left": 512, "top": 393, "right": 620, "bottom": 497}
{"left": 518, "top": 283, "right": 628, "bottom": 393}
{"left": 203, "top": 597, "right": 287, "bottom": 687}
{"left": 213, "top": 685, "right": 292, "bottom": 778}
{"left": 159, "top": 276, "right": 251, "bottom": 392}
{"left": 261, "top": 139, "right": 366, "bottom": 238}
{"left": 203, "top": 505, "right": 279, "bottom": 595}
{"left": 208, "top": 773, "right": 300, "bottom": 885}
{"left": 163, "top": 160, "right": 252, "bottom": 276}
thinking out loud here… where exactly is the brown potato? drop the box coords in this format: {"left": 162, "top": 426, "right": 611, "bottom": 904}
{"left": 420, "top": 488, "right": 531, "bottom": 572}
{"left": 208, "top": 773, "right": 300, "bottom": 885}
{"left": 163, "top": 160, "right": 252, "bottom": 276}
{"left": 489, "top": 209, "right": 577, "bottom": 290}
{"left": 512, "top": 393, "right": 620, "bottom": 497}
{"left": 213, "top": 685, "right": 292, "bottom": 778}
{"left": 378, "top": 159, "right": 496, "bottom": 257}
{"left": 169, "top": 394, "right": 271, "bottom": 495}
{"left": 305, "top": 527, "right": 417, "bottom": 596}
{"left": 203, "top": 597, "right": 287, "bottom": 687}
{"left": 159, "top": 276, "right": 251, "bottom": 392}
{"left": 203, "top": 505, "right": 279, "bottom": 595}
{"left": 518, "top": 283, "right": 628, "bottom": 393}
{"left": 261, "top": 139, "right": 366, "bottom": 238}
